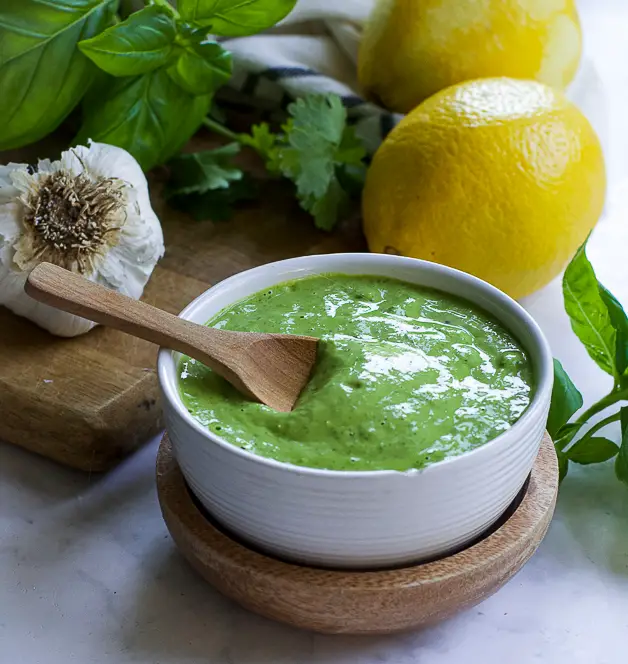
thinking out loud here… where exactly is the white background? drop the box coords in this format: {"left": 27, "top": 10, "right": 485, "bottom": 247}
{"left": 2, "top": 1, "right": 628, "bottom": 662}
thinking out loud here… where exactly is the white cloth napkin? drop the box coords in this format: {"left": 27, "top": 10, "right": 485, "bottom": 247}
{"left": 221, "top": 0, "right": 607, "bottom": 155}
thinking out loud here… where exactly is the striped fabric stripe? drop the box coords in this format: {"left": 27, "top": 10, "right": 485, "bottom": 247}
{"left": 263, "top": 67, "right": 319, "bottom": 80}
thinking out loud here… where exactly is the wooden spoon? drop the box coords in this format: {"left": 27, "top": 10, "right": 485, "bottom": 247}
{"left": 25, "top": 263, "right": 319, "bottom": 413}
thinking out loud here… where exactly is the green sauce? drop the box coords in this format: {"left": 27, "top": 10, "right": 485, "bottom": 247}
{"left": 179, "top": 274, "right": 533, "bottom": 472}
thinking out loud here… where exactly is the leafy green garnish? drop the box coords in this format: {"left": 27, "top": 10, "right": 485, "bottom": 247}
{"left": 167, "top": 176, "right": 258, "bottom": 222}
{"left": 79, "top": 5, "right": 176, "bottom": 76}
{"left": 167, "top": 94, "right": 367, "bottom": 229}
{"left": 165, "top": 143, "right": 243, "bottom": 195}
{"left": 551, "top": 241, "right": 628, "bottom": 487}
{"left": 274, "top": 95, "right": 366, "bottom": 230}
{"left": 178, "top": 0, "right": 297, "bottom": 37}
{"left": 547, "top": 358, "right": 583, "bottom": 441}
{"left": 240, "top": 123, "right": 278, "bottom": 167}
{"left": 166, "top": 40, "right": 232, "bottom": 95}
{"left": 563, "top": 242, "right": 617, "bottom": 377}
{"left": 164, "top": 143, "right": 261, "bottom": 222}
{"left": 76, "top": 68, "right": 212, "bottom": 170}
{"left": 566, "top": 436, "right": 619, "bottom": 465}
{"left": 0, "top": 0, "right": 116, "bottom": 150}
{"left": 598, "top": 283, "right": 628, "bottom": 384}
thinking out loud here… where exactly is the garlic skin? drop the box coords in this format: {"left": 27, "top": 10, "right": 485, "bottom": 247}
{"left": 0, "top": 141, "right": 164, "bottom": 337}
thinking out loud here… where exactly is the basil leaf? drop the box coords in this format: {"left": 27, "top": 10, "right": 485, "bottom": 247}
{"left": 79, "top": 5, "right": 176, "bottom": 77}
{"left": 76, "top": 68, "right": 212, "bottom": 170}
{"left": 0, "top": 0, "right": 116, "bottom": 150}
{"left": 167, "top": 41, "right": 232, "bottom": 95}
{"left": 178, "top": 0, "right": 297, "bottom": 37}
{"left": 567, "top": 436, "right": 619, "bottom": 465}
{"left": 164, "top": 143, "right": 243, "bottom": 196}
{"left": 598, "top": 283, "right": 628, "bottom": 380}
{"left": 563, "top": 243, "right": 616, "bottom": 376}
{"left": 616, "top": 407, "right": 628, "bottom": 486}
{"left": 547, "top": 359, "right": 583, "bottom": 439}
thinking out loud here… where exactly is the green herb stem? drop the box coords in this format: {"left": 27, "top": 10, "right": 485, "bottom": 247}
{"left": 576, "top": 389, "right": 628, "bottom": 424}
{"left": 580, "top": 411, "right": 621, "bottom": 439}
{"left": 202, "top": 117, "right": 242, "bottom": 143}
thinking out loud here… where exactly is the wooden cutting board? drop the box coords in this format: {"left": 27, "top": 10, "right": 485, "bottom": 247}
{"left": 0, "top": 137, "right": 365, "bottom": 471}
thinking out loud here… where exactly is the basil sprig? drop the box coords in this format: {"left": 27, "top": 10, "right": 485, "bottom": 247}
{"left": 0, "top": 0, "right": 296, "bottom": 169}
{"left": 552, "top": 240, "right": 628, "bottom": 486}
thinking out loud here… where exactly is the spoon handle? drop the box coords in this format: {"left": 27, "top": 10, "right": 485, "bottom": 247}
{"left": 24, "top": 262, "right": 246, "bottom": 377}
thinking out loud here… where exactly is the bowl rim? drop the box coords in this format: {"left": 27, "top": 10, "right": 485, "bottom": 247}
{"left": 158, "top": 253, "right": 553, "bottom": 478}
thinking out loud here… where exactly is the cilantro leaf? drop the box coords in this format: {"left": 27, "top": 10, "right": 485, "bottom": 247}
{"left": 168, "top": 175, "right": 258, "bottom": 222}
{"left": 240, "top": 122, "right": 278, "bottom": 165}
{"left": 301, "top": 177, "right": 349, "bottom": 231}
{"left": 164, "top": 143, "right": 243, "bottom": 197}
{"left": 336, "top": 163, "right": 368, "bottom": 197}
{"left": 337, "top": 125, "right": 368, "bottom": 165}
{"left": 288, "top": 94, "right": 346, "bottom": 143}
{"left": 235, "top": 95, "right": 367, "bottom": 230}
{"left": 164, "top": 143, "right": 260, "bottom": 222}
{"left": 271, "top": 94, "right": 366, "bottom": 230}
{"left": 170, "top": 94, "right": 367, "bottom": 229}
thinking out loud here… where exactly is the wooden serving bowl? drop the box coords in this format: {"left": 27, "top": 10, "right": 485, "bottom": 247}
{"left": 156, "top": 432, "right": 558, "bottom": 635}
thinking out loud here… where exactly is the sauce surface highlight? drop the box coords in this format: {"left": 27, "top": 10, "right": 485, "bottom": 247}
{"left": 179, "top": 274, "right": 533, "bottom": 471}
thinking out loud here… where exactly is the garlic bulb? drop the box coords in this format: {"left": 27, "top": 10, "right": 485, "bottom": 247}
{"left": 0, "top": 141, "right": 164, "bottom": 337}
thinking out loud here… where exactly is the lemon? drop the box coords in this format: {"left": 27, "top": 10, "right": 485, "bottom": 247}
{"left": 362, "top": 78, "right": 606, "bottom": 300}
{"left": 358, "top": 0, "right": 582, "bottom": 113}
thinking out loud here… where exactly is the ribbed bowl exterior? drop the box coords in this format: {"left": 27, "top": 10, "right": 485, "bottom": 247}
{"left": 159, "top": 254, "right": 553, "bottom": 569}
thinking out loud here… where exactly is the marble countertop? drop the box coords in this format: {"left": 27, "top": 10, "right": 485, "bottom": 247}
{"left": 2, "top": 1, "right": 628, "bottom": 662}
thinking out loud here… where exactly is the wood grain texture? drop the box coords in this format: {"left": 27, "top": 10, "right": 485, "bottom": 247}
{"left": 156, "top": 432, "right": 559, "bottom": 635}
{"left": 0, "top": 137, "right": 365, "bottom": 470}
{"left": 26, "top": 263, "right": 319, "bottom": 413}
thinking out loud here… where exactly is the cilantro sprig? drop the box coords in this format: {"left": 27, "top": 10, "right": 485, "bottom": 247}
{"left": 166, "top": 94, "right": 367, "bottom": 230}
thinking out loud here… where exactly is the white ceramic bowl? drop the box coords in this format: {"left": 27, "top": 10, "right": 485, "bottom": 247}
{"left": 158, "top": 254, "right": 553, "bottom": 569}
